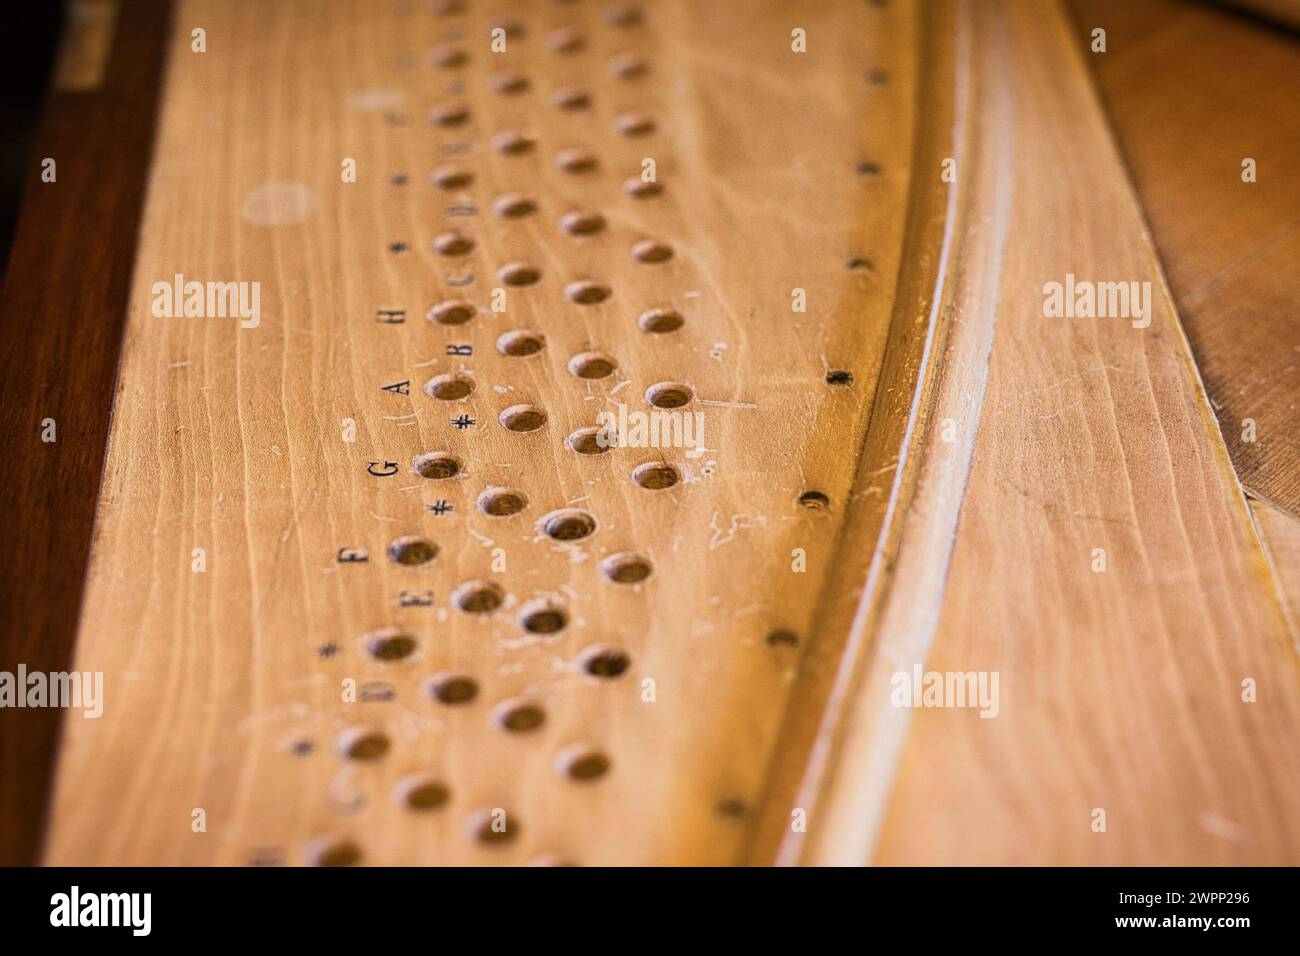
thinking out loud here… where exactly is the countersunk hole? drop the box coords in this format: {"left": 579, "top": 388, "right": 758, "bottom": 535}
{"left": 490, "top": 69, "right": 530, "bottom": 95}
{"left": 560, "top": 210, "right": 606, "bottom": 235}
{"left": 614, "top": 111, "right": 655, "bottom": 136}
{"left": 478, "top": 487, "right": 528, "bottom": 517}
{"left": 555, "top": 148, "right": 599, "bottom": 173}
{"left": 468, "top": 808, "right": 520, "bottom": 845}
{"left": 453, "top": 579, "right": 504, "bottom": 614}
{"left": 499, "top": 404, "right": 547, "bottom": 432}
{"left": 609, "top": 52, "right": 648, "bottom": 79}
{"left": 496, "top": 330, "right": 545, "bottom": 357}
{"left": 338, "top": 727, "right": 390, "bottom": 761}
{"left": 433, "top": 230, "right": 475, "bottom": 256}
{"left": 631, "top": 239, "right": 673, "bottom": 264}
{"left": 495, "top": 698, "right": 546, "bottom": 733}
{"left": 798, "top": 490, "right": 830, "bottom": 511}
{"left": 395, "top": 775, "right": 450, "bottom": 811}
{"left": 645, "top": 382, "right": 692, "bottom": 409}
{"left": 632, "top": 461, "right": 679, "bottom": 490}
{"left": 519, "top": 599, "right": 568, "bottom": 635}
{"left": 766, "top": 628, "right": 799, "bottom": 648}
{"left": 492, "top": 130, "right": 536, "bottom": 155}
{"left": 498, "top": 260, "right": 541, "bottom": 286}
{"left": 638, "top": 308, "right": 683, "bottom": 333}
{"left": 305, "top": 835, "right": 361, "bottom": 867}
{"left": 716, "top": 797, "right": 751, "bottom": 821}
{"left": 580, "top": 645, "right": 630, "bottom": 678}
{"left": 364, "top": 628, "right": 418, "bottom": 661}
{"left": 567, "top": 351, "right": 617, "bottom": 378}
{"left": 846, "top": 256, "right": 873, "bottom": 271}
{"left": 546, "top": 26, "right": 585, "bottom": 53}
{"left": 413, "top": 451, "right": 462, "bottom": 479}
{"left": 429, "top": 44, "right": 467, "bottom": 68}
{"left": 388, "top": 535, "right": 438, "bottom": 565}
{"left": 606, "top": 3, "right": 644, "bottom": 27}
{"left": 600, "top": 551, "right": 652, "bottom": 584}
{"left": 567, "top": 427, "right": 611, "bottom": 455}
{"left": 558, "top": 746, "right": 611, "bottom": 781}
{"left": 427, "top": 299, "right": 475, "bottom": 325}
{"left": 856, "top": 160, "right": 881, "bottom": 176}
{"left": 550, "top": 85, "right": 591, "bottom": 110}
{"left": 542, "top": 508, "right": 597, "bottom": 541}
{"left": 428, "top": 673, "right": 479, "bottom": 705}
{"left": 492, "top": 193, "right": 537, "bottom": 218}
{"left": 429, "top": 103, "right": 471, "bottom": 127}
{"left": 623, "top": 177, "right": 662, "bottom": 198}
{"left": 431, "top": 165, "right": 473, "bottom": 189}
{"left": 825, "top": 369, "right": 853, "bottom": 386}
{"left": 424, "top": 372, "right": 475, "bottom": 401}
{"left": 565, "top": 280, "right": 610, "bottom": 304}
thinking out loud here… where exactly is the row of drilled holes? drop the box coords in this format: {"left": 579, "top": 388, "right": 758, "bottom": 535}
{"left": 429, "top": 300, "right": 681, "bottom": 334}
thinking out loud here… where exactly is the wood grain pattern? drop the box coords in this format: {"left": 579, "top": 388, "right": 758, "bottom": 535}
{"left": 0, "top": 0, "right": 169, "bottom": 867}
{"left": 42, "top": 0, "right": 915, "bottom": 865}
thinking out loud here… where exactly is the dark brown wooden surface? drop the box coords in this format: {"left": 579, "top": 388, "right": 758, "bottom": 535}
{"left": 0, "top": 0, "right": 170, "bottom": 865}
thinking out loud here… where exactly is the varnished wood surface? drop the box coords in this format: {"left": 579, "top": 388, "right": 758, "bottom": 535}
{"left": 0, "top": 0, "right": 169, "bottom": 866}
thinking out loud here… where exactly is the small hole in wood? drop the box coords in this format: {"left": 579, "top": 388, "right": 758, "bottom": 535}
{"left": 766, "top": 628, "right": 799, "bottom": 648}
{"left": 492, "top": 193, "right": 537, "bottom": 218}
{"left": 364, "top": 628, "right": 418, "bottom": 661}
{"left": 431, "top": 165, "right": 473, "bottom": 189}
{"left": 632, "top": 462, "right": 679, "bottom": 490}
{"left": 413, "top": 451, "right": 462, "bottom": 479}
{"left": 798, "top": 490, "right": 830, "bottom": 511}
{"left": 492, "top": 130, "right": 536, "bottom": 155}
{"left": 498, "top": 261, "right": 541, "bottom": 286}
{"left": 433, "top": 230, "right": 475, "bottom": 256}
{"left": 609, "top": 52, "right": 648, "bottom": 79}
{"left": 546, "top": 26, "right": 585, "bottom": 53}
{"left": 856, "top": 160, "right": 881, "bottom": 176}
{"left": 468, "top": 808, "right": 520, "bottom": 845}
{"left": 428, "top": 673, "right": 479, "bottom": 705}
{"left": 581, "top": 645, "right": 631, "bottom": 678}
{"left": 550, "top": 85, "right": 591, "bottom": 110}
{"left": 565, "top": 280, "right": 610, "bottom": 304}
{"left": 496, "top": 698, "right": 546, "bottom": 733}
{"left": 305, "top": 836, "right": 361, "bottom": 867}
{"left": 427, "top": 300, "right": 476, "bottom": 325}
{"left": 716, "top": 797, "right": 751, "bottom": 820}
{"left": 558, "top": 746, "right": 611, "bottom": 781}
{"left": 846, "top": 256, "right": 873, "bottom": 271}
{"left": 429, "top": 103, "right": 470, "bottom": 127}
{"left": 623, "top": 177, "right": 662, "bottom": 198}
{"left": 388, "top": 535, "right": 438, "bottom": 565}
{"left": 567, "top": 427, "right": 610, "bottom": 455}
{"left": 567, "top": 351, "right": 617, "bottom": 378}
{"left": 605, "top": 3, "right": 644, "bottom": 27}
{"left": 453, "top": 579, "right": 504, "bottom": 614}
{"left": 615, "top": 111, "right": 655, "bottom": 136}
{"left": 555, "top": 147, "right": 599, "bottom": 173}
{"left": 825, "top": 369, "right": 853, "bottom": 386}
{"left": 338, "top": 727, "right": 390, "bottom": 761}
{"left": 638, "top": 308, "right": 684, "bottom": 333}
{"left": 519, "top": 600, "right": 568, "bottom": 635}
{"left": 499, "top": 404, "right": 547, "bottom": 432}
{"left": 429, "top": 44, "right": 467, "bottom": 69}
{"left": 631, "top": 239, "right": 673, "bottom": 264}
{"left": 645, "top": 382, "right": 692, "bottom": 408}
{"left": 395, "top": 775, "right": 450, "bottom": 812}
{"left": 477, "top": 487, "right": 528, "bottom": 517}
{"left": 424, "top": 372, "right": 475, "bottom": 401}
{"left": 542, "top": 509, "right": 597, "bottom": 541}
{"left": 489, "top": 69, "right": 530, "bottom": 95}
{"left": 560, "top": 210, "right": 606, "bottom": 236}
{"left": 496, "top": 330, "right": 545, "bottom": 357}
{"left": 600, "top": 552, "right": 652, "bottom": 584}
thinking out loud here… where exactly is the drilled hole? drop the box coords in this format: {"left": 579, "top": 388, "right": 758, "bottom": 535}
{"left": 453, "top": 579, "right": 504, "bottom": 614}
{"left": 427, "top": 299, "right": 475, "bottom": 325}
{"left": 856, "top": 160, "right": 881, "bottom": 176}
{"left": 305, "top": 836, "right": 361, "bottom": 867}
{"left": 555, "top": 147, "right": 599, "bottom": 173}
{"left": 489, "top": 16, "right": 525, "bottom": 38}
{"left": 424, "top": 372, "right": 474, "bottom": 401}
{"left": 364, "top": 628, "right": 418, "bottom": 661}
{"left": 559, "top": 746, "right": 610, "bottom": 781}
{"left": 766, "top": 628, "right": 799, "bottom": 648}
{"left": 477, "top": 487, "right": 528, "bottom": 517}
{"left": 601, "top": 551, "right": 652, "bottom": 584}
{"left": 846, "top": 256, "right": 873, "bottom": 271}
{"left": 496, "top": 698, "right": 546, "bottom": 733}
{"left": 581, "top": 645, "right": 630, "bottom": 679}
{"left": 565, "top": 280, "right": 610, "bottom": 305}
{"left": 498, "top": 261, "right": 541, "bottom": 286}
{"left": 413, "top": 451, "right": 462, "bottom": 479}
{"left": 798, "top": 490, "right": 830, "bottom": 511}
{"left": 560, "top": 210, "right": 606, "bottom": 235}
{"left": 615, "top": 112, "right": 655, "bottom": 136}
{"left": 490, "top": 69, "right": 530, "bottom": 95}
{"left": 631, "top": 239, "right": 673, "bottom": 264}
{"left": 550, "top": 85, "right": 591, "bottom": 110}
{"left": 519, "top": 600, "right": 568, "bottom": 635}
{"left": 428, "top": 673, "right": 479, "bottom": 705}
{"left": 623, "top": 177, "right": 662, "bottom": 198}
{"left": 542, "top": 508, "right": 597, "bottom": 541}
{"left": 338, "top": 727, "right": 389, "bottom": 761}
{"left": 606, "top": 3, "right": 644, "bottom": 27}
{"left": 609, "top": 52, "right": 648, "bottom": 79}
{"left": 638, "top": 308, "right": 684, "bottom": 333}
{"left": 493, "top": 193, "right": 537, "bottom": 218}
{"left": 716, "top": 798, "right": 751, "bottom": 820}
{"left": 388, "top": 535, "right": 438, "bottom": 565}
{"left": 493, "top": 130, "right": 536, "bottom": 155}
{"left": 429, "top": 103, "right": 470, "bottom": 127}
{"left": 429, "top": 44, "right": 467, "bottom": 69}
{"left": 825, "top": 369, "right": 854, "bottom": 386}
{"left": 433, "top": 230, "right": 475, "bottom": 256}
{"left": 632, "top": 462, "right": 679, "bottom": 490}
{"left": 567, "top": 427, "right": 611, "bottom": 455}
{"left": 567, "top": 351, "right": 617, "bottom": 378}
{"left": 396, "top": 775, "right": 450, "bottom": 811}
{"left": 469, "top": 808, "right": 520, "bottom": 845}
{"left": 546, "top": 26, "right": 585, "bottom": 53}
{"left": 499, "top": 404, "right": 547, "bottom": 432}
{"left": 496, "top": 330, "right": 545, "bottom": 357}
{"left": 431, "top": 165, "right": 473, "bottom": 189}
{"left": 645, "top": 382, "right": 692, "bottom": 409}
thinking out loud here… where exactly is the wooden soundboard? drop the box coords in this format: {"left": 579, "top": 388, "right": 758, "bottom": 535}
{"left": 2, "top": 0, "right": 1297, "bottom": 867}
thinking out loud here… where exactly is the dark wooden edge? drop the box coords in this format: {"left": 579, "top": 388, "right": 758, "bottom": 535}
{"left": 0, "top": 0, "right": 171, "bottom": 866}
